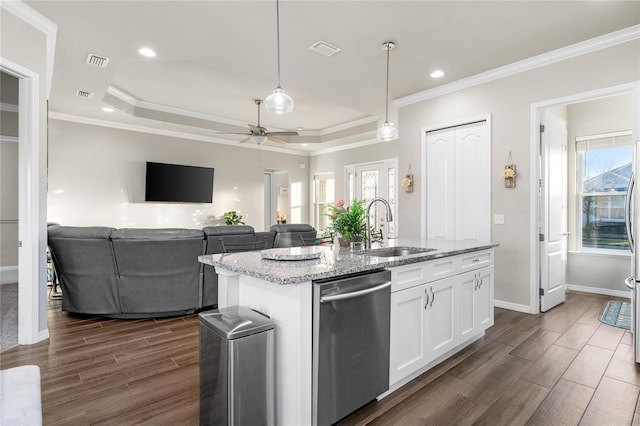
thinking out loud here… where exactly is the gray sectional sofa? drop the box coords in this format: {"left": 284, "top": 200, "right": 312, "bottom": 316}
{"left": 47, "top": 223, "right": 316, "bottom": 318}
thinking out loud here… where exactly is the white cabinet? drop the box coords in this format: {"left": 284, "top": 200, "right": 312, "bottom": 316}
{"left": 389, "top": 249, "right": 494, "bottom": 387}
{"left": 458, "top": 265, "right": 494, "bottom": 345}
{"left": 426, "top": 122, "right": 491, "bottom": 242}
{"left": 390, "top": 276, "right": 457, "bottom": 385}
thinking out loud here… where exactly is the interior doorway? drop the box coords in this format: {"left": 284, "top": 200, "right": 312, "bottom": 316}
{"left": 531, "top": 82, "right": 640, "bottom": 314}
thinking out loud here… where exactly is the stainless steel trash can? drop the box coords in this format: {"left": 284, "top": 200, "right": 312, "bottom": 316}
{"left": 199, "top": 306, "right": 275, "bottom": 426}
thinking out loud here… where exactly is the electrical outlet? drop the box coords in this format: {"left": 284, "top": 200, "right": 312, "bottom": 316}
{"left": 493, "top": 214, "right": 505, "bottom": 225}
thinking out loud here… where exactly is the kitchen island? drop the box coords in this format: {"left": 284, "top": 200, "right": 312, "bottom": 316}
{"left": 199, "top": 239, "right": 497, "bottom": 426}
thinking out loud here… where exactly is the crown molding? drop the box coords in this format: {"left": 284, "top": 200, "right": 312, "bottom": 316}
{"left": 48, "top": 111, "right": 309, "bottom": 156}
{"left": 307, "top": 137, "right": 388, "bottom": 156}
{"left": 0, "top": 102, "right": 19, "bottom": 113}
{"left": 1, "top": 0, "right": 58, "bottom": 98}
{"left": 105, "top": 85, "right": 377, "bottom": 137}
{"left": 0, "top": 135, "right": 19, "bottom": 143}
{"left": 395, "top": 24, "right": 640, "bottom": 108}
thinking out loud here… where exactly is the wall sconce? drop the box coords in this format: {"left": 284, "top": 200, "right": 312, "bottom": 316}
{"left": 401, "top": 164, "right": 414, "bottom": 193}
{"left": 501, "top": 152, "right": 516, "bottom": 188}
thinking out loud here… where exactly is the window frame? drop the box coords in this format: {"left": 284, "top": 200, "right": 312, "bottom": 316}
{"left": 574, "top": 131, "right": 633, "bottom": 255}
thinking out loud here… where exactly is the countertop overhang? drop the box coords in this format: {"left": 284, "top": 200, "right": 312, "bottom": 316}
{"left": 199, "top": 239, "right": 498, "bottom": 285}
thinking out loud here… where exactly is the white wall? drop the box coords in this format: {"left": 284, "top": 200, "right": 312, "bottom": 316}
{"left": 1, "top": 5, "right": 51, "bottom": 334}
{"left": 47, "top": 119, "right": 310, "bottom": 230}
{"left": 565, "top": 93, "right": 633, "bottom": 293}
{"left": 398, "top": 40, "right": 640, "bottom": 309}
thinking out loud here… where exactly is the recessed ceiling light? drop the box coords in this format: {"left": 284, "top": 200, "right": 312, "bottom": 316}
{"left": 430, "top": 70, "right": 445, "bottom": 78}
{"left": 102, "top": 107, "right": 114, "bottom": 112}
{"left": 138, "top": 47, "right": 156, "bottom": 57}
{"left": 301, "top": 143, "right": 308, "bottom": 147}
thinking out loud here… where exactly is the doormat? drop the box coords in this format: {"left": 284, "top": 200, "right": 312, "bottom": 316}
{"left": 600, "top": 300, "right": 631, "bottom": 330}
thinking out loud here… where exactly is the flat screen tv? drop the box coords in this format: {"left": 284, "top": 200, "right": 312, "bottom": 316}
{"left": 145, "top": 162, "right": 214, "bottom": 203}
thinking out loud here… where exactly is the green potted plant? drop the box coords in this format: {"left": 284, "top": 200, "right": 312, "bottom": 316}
{"left": 223, "top": 211, "right": 245, "bottom": 225}
{"left": 326, "top": 199, "right": 368, "bottom": 247}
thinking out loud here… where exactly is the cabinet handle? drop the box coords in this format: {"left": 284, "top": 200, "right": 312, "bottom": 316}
{"left": 429, "top": 287, "right": 435, "bottom": 307}
{"left": 472, "top": 258, "right": 479, "bottom": 263}
{"left": 474, "top": 273, "right": 479, "bottom": 290}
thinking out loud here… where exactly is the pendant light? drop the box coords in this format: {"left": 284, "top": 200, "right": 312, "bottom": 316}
{"left": 265, "top": 0, "right": 294, "bottom": 115}
{"left": 377, "top": 41, "right": 398, "bottom": 142}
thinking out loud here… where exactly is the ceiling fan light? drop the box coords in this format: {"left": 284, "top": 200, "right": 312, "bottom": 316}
{"left": 250, "top": 135, "right": 268, "bottom": 145}
{"left": 265, "top": 87, "right": 294, "bottom": 115}
{"left": 377, "top": 121, "right": 398, "bottom": 142}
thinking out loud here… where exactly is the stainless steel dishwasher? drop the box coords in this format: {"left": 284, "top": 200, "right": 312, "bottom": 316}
{"left": 312, "top": 269, "right": 391, "bottom": 426}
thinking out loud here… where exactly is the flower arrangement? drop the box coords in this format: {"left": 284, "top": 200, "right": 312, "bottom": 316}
{"left": 501, "top": 168, "right": 516, "bottom": 179}
{"left": 401, "top": 164, "right": 414, "bottom": 193}
{"left": 223, "top": 211, "right": 244, "bottom": 225}
{"left": 501, "top": 164, "right": 517, "bottom": 188}
{"left": 326, "top": 199, "right": 368, "bottom": 244}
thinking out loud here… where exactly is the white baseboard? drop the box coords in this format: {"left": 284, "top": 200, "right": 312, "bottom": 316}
{"left": 566, "top": 283, "right": 631, "bottom": 299}
{"left": 0, "top": 266, "right": 18, "bottom": 285}
{"left": 38, "top": 329, "right": 49, "bottom": 343}
{"left": 494, "top": 299, "right": 533, "bottom": 313}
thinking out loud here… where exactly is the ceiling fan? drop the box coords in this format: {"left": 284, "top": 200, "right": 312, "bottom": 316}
{"left": 221, "top": 99, "right": 298, "bottom": 145}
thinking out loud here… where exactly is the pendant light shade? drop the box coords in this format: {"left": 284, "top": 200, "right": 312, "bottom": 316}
{"left": 265, "top": 86, "right": 294, "bottom": 115}
{"left": 265, "top": 0, "right": 294, "bottom": 115}
{"left": 377, "top": 41, "right": 397, "bottom": 142}
{"left": 377, "top": 121, "right": 398, "bottom": 141}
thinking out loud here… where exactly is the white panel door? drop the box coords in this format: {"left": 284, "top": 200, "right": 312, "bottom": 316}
{"left": 426, "top": 121, "right": 490, "bottom": 242}
{"left": 426, "top": 129, "right": 455, "bottom": 240}
{"left": 456, "top": 122, "right": 491, "bottom": 242}
{"left": 540, "top": 112, "right": 568, "bottom": 312}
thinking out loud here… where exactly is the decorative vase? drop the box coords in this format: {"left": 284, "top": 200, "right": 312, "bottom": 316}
{"left": 338, "top": 236, "right": 362, "bottom": 249}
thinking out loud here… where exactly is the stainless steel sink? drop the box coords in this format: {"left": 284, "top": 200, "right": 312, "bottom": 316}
{"left": 357, "top": 246, "right": 436, "bottom": 257}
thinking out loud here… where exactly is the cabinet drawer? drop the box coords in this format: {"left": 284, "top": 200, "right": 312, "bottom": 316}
{"left": 424, "top": 257, "right": 457, "bottom": 282}
{"left": 459, "top": 250, "right": 492, "bottom": 272}
{"left": 391, "top": 257, "right": 459, "bottom": 292}
{"left": 391, "top": 264, "right": 427, "bottom": 292}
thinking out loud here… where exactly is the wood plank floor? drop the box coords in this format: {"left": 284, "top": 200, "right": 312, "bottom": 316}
{"left": 1, "top": 291, "right": 638, "bottom": 425}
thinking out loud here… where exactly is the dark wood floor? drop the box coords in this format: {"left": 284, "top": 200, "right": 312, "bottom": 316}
{"left": 1, "top": 291, "right": 638, "bottom": 425}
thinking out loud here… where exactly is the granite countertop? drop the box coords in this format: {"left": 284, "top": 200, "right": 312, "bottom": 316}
{"left": 198, "top": 238, "right": 498, "bottom": 285}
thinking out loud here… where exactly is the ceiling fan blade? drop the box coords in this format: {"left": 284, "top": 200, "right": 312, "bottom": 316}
{"left": 239, "top": 136, "right": 253, "bottom": 144}
{"left": 215, "top": 131, "right": 251, "bottom": 136}
{"left": 268, "top": 131, "right": 299, "bottom": 137}
{"left": 267, "top": 136, "right": 287, "bottom": 144}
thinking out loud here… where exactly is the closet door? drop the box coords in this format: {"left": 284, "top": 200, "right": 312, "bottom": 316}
{"left": 426, "top": 128, "right": 455, "bottom": 240}
{"left": 425, "top": 121, "right": 490, "bottom": 242}
{"left": 455, "top": 122, "right": 491, "bottom": 242}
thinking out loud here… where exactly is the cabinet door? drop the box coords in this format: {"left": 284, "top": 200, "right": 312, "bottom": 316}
{"left": 390, "top": 284, "right": 429, "bottom": 385}
{"left": 458, "top": 266, "right": 494, "bottom": 345}
{"left": 457, "top": 270, "right": 477, "bottom": 344}
{"left": 424, "top": 276, "right": 457, "bottom": 360}
{"left": 475, "top": 265, "right": 494, "bottom": 330}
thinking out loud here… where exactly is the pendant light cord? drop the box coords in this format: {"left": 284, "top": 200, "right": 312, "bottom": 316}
{"left": 275, "top": 0, "right": 282, "bottom": 87}
{"left": 385, "top": 43, "right": 390, "bottom": 123}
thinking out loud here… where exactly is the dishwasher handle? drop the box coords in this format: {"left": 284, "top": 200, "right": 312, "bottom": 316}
{"left": 320, "top": 281, "right": 391, "bottom": 303}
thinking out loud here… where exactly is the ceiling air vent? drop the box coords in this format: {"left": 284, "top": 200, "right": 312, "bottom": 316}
{"left": 309, "top": 41, "right": 341, "bottom": 57}
{"left": 86, "top": 53, "right": 110, "bottom": 68}
{"left": 75, "top": 90, "right": 93, "bottom": 99}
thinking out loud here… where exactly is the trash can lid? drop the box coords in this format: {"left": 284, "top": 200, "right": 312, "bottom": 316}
{"left": 199, "top": 306, "right": 274, "bottom": 339}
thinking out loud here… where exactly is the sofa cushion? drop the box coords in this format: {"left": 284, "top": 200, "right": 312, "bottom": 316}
{"left": 110, "top": 228, "right": 204, "bottom": 315}
{"left": 110, "top": 228, "right": 204, "bottom": 240}
{"left": 47, "top": 226, "right": 120, "bottom": 314}
{"left": 270, "top": 224, "right": 317, "bottom": 248}
{"left": 202, "top": 225, "right": 255, "bottom": 237}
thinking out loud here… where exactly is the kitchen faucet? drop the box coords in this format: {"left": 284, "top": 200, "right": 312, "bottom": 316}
{"left": 365, "top": 197, "right": 393, "bottom": 249}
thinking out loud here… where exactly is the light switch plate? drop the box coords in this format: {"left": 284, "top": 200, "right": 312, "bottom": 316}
{"left": 493, "top": 214, "right": 505, "bottom": 225}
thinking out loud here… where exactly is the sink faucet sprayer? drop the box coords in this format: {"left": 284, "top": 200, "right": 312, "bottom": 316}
{"left": 365, "top": 197, "right": 393, "bottom": 249}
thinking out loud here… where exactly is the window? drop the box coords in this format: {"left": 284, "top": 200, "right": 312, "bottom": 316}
{"left": 290, "top": 182, "right": 302, "bottom": 224}
{"left": 576, "top": 132, "right": 632, "bottom": 252}
{"left": 312, "top": 173, "right": 334, "bottom": 231}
